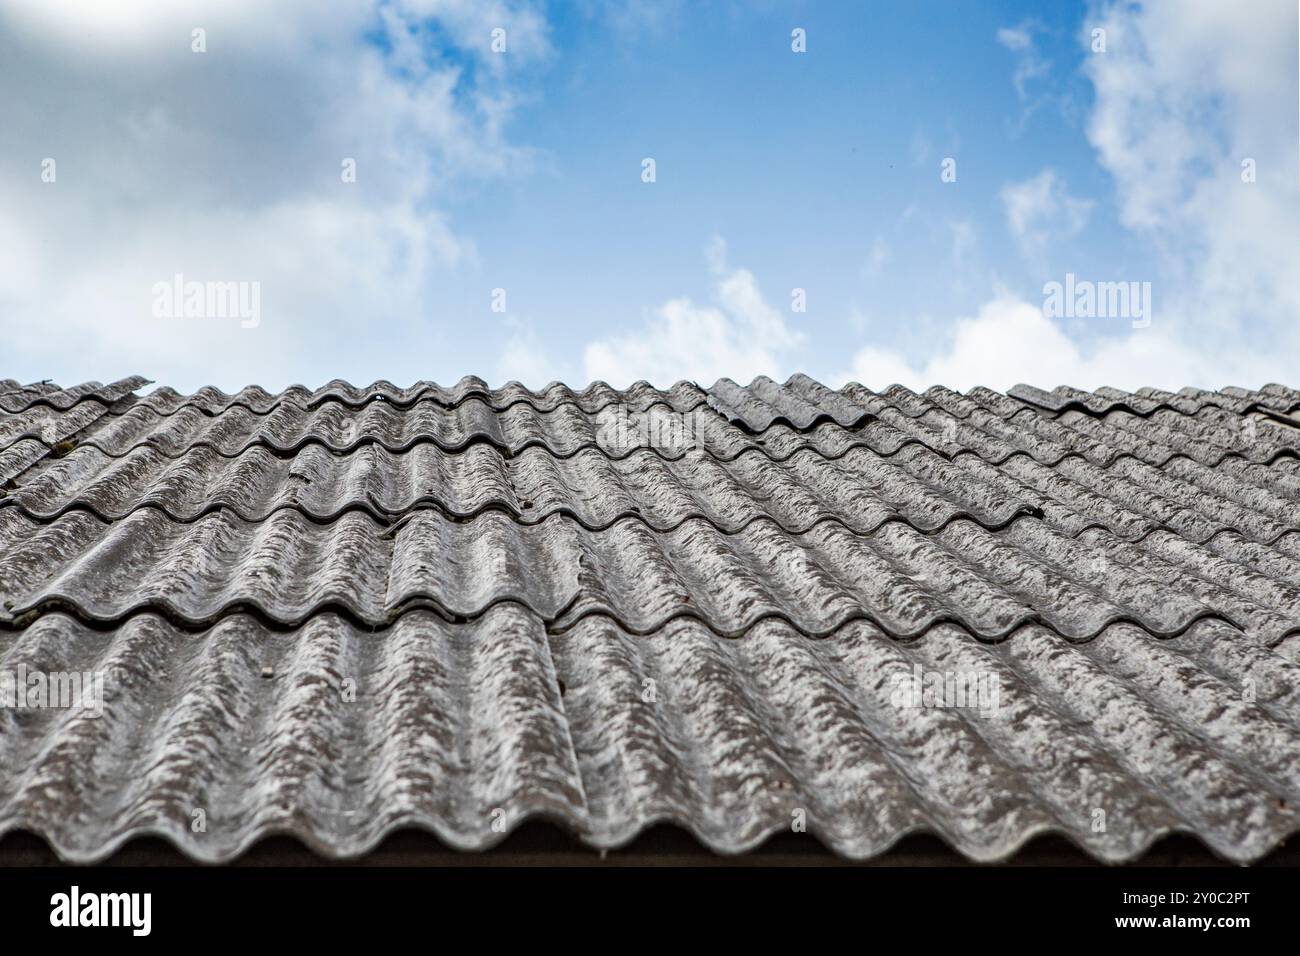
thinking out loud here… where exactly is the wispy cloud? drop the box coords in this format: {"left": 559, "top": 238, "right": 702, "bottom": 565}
{"left": 862, "top": 235, "right": 893, "bottom": 278}
{"left": 948, "top": 220, "right": 976, "bottom": 266}
{"left": 1000, "top": 169, "right": 1094, "bottom": 255}
{"left": 996, "top": 20, "right": 1049, "bottom": 101}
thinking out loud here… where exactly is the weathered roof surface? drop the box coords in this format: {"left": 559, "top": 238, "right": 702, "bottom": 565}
{"left": 2, "top": 375, "right": 1299, "bottom": 863}
{"left": 0, "top": 376, "right": 152, "bottom": 413}
{"left": 122, "top": 379, "right": 708, "bottom": 415}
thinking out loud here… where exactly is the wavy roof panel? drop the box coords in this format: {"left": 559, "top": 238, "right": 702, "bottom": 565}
{"left": 2, "top": 374, "right": 1299, "bottom": 863}
{"left": 2, "top": 609, "right": 1298, "bottom": 864}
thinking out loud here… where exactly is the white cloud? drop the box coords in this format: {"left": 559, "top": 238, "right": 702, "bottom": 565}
{"left": 388, "top": 0, "right": 551, "bottom": 65}
{"left": 996, "top": 20, "right": 1049, "bottom": 101}
{"left": 2, "top": 0, "right": 551, "bottom": 62}
{"left": 0, "top": 0, "right": 548, "bottom": 390}
{"left": 582, "top": 238, "right": 804, "bottom": 387}
{"left": 849, "top": 0, "right": 1299, "bottom": 396}
{"left": 495, "top": 317, "right": 563, "bottom": 386}
{"left": 1083, "top": 0, "right": 1300, "bottom": 352}
{"left": 995, "top": 26, "right": 1033, "bottom": 52}
{"left": 1000, "top": 169, "right": 1094, "bottom": 254}
{"left": 855, "top": 0, "right": 1297, "bottom": 393}
{"left": 838, "top": 293, "right": 1278, "bottom": 392}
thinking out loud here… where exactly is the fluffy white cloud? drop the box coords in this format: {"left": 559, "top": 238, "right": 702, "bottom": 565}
{"left": 0, "top": 0, "right": 547, "bottom": 390}
{"left": 838, "top": 294, "right": 1279, "bottom": 392}
{"left": 867, "top": 0, "right": 1300, "bottom": 393}
{"left": 591, "top": 0, "right": 1297, "bottom": 393}
{"left": 582, "top": 238, "right": 804, "bottom": 387}
{"left": 590, "top": 0, "right": 1297, "bottom": 393}
{"left": 1000, "top": 169, "right": 1094, "bottom": 254}
{"left": 1082, "top": 0, "right": 1299, "bottom": 355}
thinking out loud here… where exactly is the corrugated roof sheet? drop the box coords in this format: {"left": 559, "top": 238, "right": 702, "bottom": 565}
{"left": 2, "top": 374, "right": 1299, "bottom": 863}
{"left": 0, "top": 376, "right": 152, "bottom": 413}
{"left": 122, "top": 378, "right": 708, "bottom": 415}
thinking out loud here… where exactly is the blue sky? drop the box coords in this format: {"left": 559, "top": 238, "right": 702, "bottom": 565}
{"left": 0, "top": 0, "right": 1296, "bottom": 391}
{"left": 470, "top": 1, "right": 1131, "bottom": 364}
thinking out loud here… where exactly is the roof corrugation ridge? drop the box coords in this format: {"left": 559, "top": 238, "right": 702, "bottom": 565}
{"left": 1008, "top": 382, "right": 1300, "bottom": 418}
{"left": 0, "top": 439, "right": 1042, "bottom": 533}
{"left": 113, "top": 378, "right": 708, "bottom": 415}
{"left": 12, "top": 382, "right": 1300, "bottom": 479}
{"left": 0, "top": 376, "right": 150, "bottom": 413}
{"left": 706, "top": 379, "right": 1300, "bottom": 470}
{"left": 0, "top": 400, "right": 933, "bottom": 464}
{"left": 41, "top": 396, "right": 727, "bottom": 459}
{"left": 8, "top": 383, "right": 1300, "bottom": 557}
{"left": 0, "top": 380, "right": 61, "bottom": 403}
{"left": 0, "top": 401, "right": 121, "bottom": 453}
{"left": 708, "top": 379, "right": 1296, "bottom": 432}
{"left": 2, "top": 610, "right": 1296, "bottom": 864}
{"left": 706, "top": 376, "right": 1002, "bottom": 431}
{"left": 5, "top": 507, "right": 1299, "bottom": 642}
{"left": 708, "top": 375, "right": 874, "bottom": 431}
{"left": 0, "top": 440, "right": 50, "bottom": 486}
{"left": 9, "top": 424, "right": 1299, "bottom": 546}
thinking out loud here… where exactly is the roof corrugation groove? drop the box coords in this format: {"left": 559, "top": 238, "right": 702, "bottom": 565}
{"left": 2, "top": 374, "right": 1300, "bottom": 863}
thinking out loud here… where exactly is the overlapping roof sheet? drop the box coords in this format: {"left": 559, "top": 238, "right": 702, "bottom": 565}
{"left": 2, "top": 374, "right": 1299, "bottom": 863}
